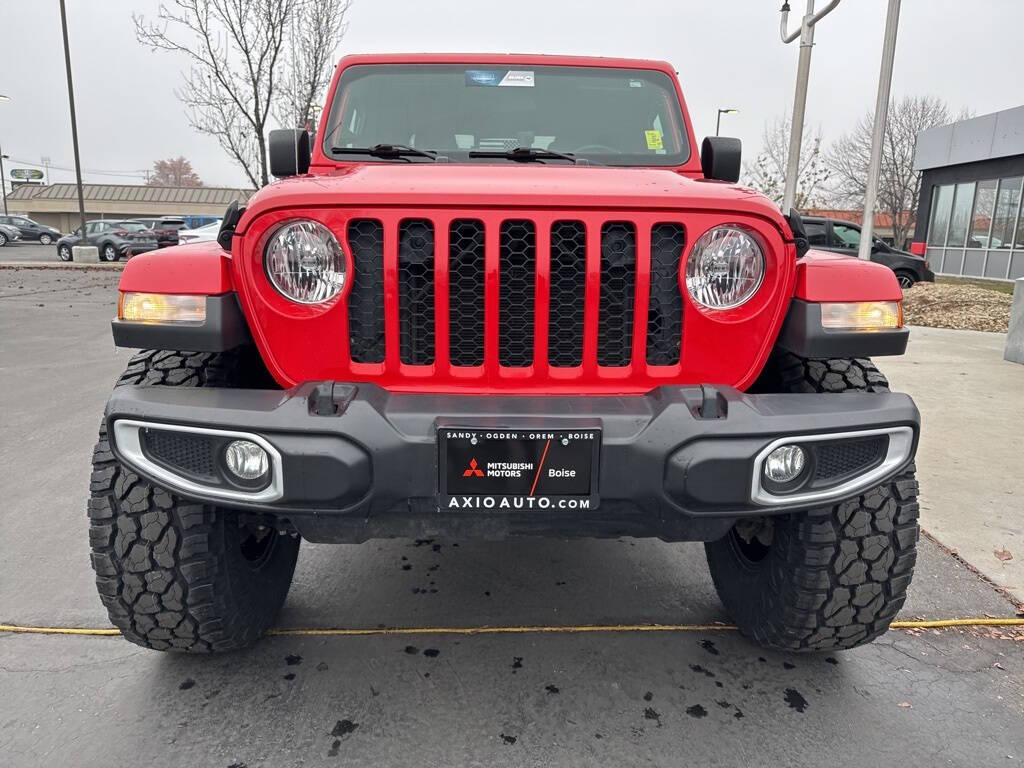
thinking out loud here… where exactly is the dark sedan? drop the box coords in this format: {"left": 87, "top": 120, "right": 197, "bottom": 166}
{"left": 56, "top": 220, "right": 159, "bottom": 262}
{"left": 801, "top": 216, "right": 935, "bottom": 288}
{"left": 0, "top": 215, "right": 62, "bottom": 245}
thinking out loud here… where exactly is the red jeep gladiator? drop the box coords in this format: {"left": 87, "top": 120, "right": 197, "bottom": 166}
{"left": 90, "top": 54, "right": 919, "bottom": 653}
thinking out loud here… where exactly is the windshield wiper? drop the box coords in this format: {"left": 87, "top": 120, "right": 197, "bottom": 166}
{"left": 468, "top": 147, "right": 589, "bottom": 165}
{"left": 330, "top": 144, "right": 442, "bottom": 161}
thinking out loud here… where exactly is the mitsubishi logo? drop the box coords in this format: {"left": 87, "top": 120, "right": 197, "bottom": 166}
{"left": 462, "top": 458, "right": 484, "bottom": 478}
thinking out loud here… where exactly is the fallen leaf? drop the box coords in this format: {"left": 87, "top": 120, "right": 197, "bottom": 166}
{"left": 994, "top": 662, "right": 1005, "bottom": 670}
{"left": 898, "top": 702, "right": 912, "bottom": 709}
{"left": 994, "top": 548, "right": 1013, "bottom": 562}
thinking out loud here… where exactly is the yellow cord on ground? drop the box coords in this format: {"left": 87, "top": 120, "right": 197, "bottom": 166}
{"left": 1, "top": 617, "right": 1022, "bottom": 638}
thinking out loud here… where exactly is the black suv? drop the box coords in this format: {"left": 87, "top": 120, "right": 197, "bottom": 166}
{"left": 0, "top": 215, "right": 62, "bottom": 245}
{"left": 124, "top": 217, "right": 187, "bottom": 248}
{"left": 801, "top": 216, "right": 935, "bottom": 288}
{"left": 55, "top": 220, "right": 159, "bottom": 262}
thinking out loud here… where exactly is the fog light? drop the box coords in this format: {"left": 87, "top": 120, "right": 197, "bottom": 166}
{"left": 763, "top": 444, "right": 806, "bottom": 484}
{"left": 224, "top": 440, "right": 269, "bottom": 481}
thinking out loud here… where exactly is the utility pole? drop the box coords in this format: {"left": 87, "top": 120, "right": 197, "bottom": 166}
{"left": 779, "top": 0, "right": 841, "bottom": 213}
{"left": 58, "top": 0, "right": 88, "bottom": 237}
{"left": 858, "top": 0, "right": 902, "bottom": 261}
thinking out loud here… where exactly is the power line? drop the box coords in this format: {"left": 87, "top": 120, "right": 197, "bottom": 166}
{"left": 6, "top": 156, "right": 150, "bottom": 179}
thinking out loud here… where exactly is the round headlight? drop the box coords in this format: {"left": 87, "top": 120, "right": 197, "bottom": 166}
{"left": 685, "top": 226, "right": 765, "bottom": 310}
{"left": 265, "top": 220, "right": 345, "bottom": 304}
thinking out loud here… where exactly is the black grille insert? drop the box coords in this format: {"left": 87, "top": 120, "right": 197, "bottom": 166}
{"left": 647, "top": 224, "right": 686, "bottom": 365}
{"left": 499, "top": 220, "right": 536, "bottom": 367}
{"left": 813, "top": 435, "right": 888, "bottom": 484}
{"left": 448, "top": 219, "right": 486, "bottom": 367}
{"left": 143, "top": 429, "right": 218, "bottom": 482}
{"left": 398, "top": 219, "right": 436, "bottom": 365}
{"left": 346, "top": 219, "right": 385, "bottom": 363}
{"left": 548, "top": 221, "right": 586, "bottom": 367}
{"left": 597, "top": 222, "right": 636, "bottom": 367}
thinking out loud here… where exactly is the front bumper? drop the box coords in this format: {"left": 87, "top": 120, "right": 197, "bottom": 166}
{"left": 104, "top": 383, "right": 919, "bottom": 543}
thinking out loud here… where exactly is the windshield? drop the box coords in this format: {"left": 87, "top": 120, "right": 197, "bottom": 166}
{"left": 322, "top": 64, "right": 690, "bottom": 166}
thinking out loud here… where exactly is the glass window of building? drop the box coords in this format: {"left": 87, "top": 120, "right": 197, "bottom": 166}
{"left": 927, "top": 184, "right": 954, "bottom": 245}
{"left": 946, "top": 182, "right": 976, "bottom": 248}
{"left": 968, "top": 179, "right": 997, "bottom": 247}
{"left": 991, "top": 177, "right": 1021, "bottom": 249}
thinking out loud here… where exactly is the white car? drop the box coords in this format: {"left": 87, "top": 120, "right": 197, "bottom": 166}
{"left": 176, "top": 220, "right": 222, "bottom": 244}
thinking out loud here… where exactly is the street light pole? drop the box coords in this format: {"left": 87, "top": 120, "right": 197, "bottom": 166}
{"left": 58, "top": 0, "right": 88, "bottom": 237}
{"left": 0, "top": 147, "right": 8, "bottom": 215}
{"left": 779, "top": 0, "right": 841, "bottom": 213}
{"left": 716, "top": 108, "right": 738, "bottom": 137}
{"left": 858, "top": 0, "right": 902, "bottom": 261}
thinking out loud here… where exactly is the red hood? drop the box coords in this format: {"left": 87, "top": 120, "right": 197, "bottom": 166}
{"left": 237, "top": 165, "right": 789, "bottom": 235}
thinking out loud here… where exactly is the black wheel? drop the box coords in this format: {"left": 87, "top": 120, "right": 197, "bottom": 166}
{"left": 705, "top": 352, "right": 920, "bottom": 651}
{"left": 58, "top": 244, "right": 73, "bottom": 262}
{"left": 88, "top": 349, "right": 298, "bottom": 653}
{"left": 101, "top": 243, "right": 119, "bottom": 262}
{"left": 39, "top": 233, "right": 53, "bottom": 245}
{"left": 0, "top": 231, "right": 7, "bottom": 247}
{"left": 895, "top": 270, "right": 916, "bottom": 290}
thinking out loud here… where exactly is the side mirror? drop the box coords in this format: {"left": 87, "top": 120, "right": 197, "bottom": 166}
{"left": 700, "top": 136, "right": 742, "bottom": 182}
{"left": 269, "top": 129, "right": 311, "bottom": 179}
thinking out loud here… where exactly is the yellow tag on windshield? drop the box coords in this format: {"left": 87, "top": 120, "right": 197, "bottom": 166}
{"left": 645, "top": 130, "right": 664, "bottom": 150}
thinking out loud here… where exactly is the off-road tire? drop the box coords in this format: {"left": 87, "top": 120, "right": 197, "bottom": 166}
{"left": 88, "top": 349, "right": 298, "bottom": 652}
{"left": 705, "top": 352, "right": 920, "bottom": 651}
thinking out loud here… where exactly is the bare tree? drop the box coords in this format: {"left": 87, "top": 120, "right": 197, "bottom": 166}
{"left": 827, "top": 96, "right": 964, "bottom": 249}
{"left": 276, "top": 0, "right": 350, "bottom": 132}
{"left": 135, "top": 0, "right": 349, "bottom": 188}
{"left": 147, "top": 156, "right": 204, "bottom": 186}
{"left": 743, "top": 114, "right": 829, "bottom": 210}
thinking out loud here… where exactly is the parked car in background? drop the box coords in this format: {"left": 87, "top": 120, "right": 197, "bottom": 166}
{"left": 55, "top": 220, "right": 159, "bottom": 262}
{"left": 176, "top": 219, "right": 222, "bottom": 244}
{"left": 125, "top": 217, "right": 188, "bottom": 248}
{"left": 0, "top": 222, "right": 22, "bottom": 246}
{"left": 800, "top": 215, "right": 934, "bottom": 289}
{"left": 0, "top": 215, "right": 62, "bottom": 244}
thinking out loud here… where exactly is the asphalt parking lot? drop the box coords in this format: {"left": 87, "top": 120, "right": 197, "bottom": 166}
{"left": 2, "top": 267, "right": 1023, "bottom": 767}
{"left": 0, "top": 241, "right": 65, "bottom": 264}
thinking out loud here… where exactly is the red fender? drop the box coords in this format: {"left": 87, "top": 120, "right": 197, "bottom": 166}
{"left": 794, "top": 249, "right": 904, "bottom": 302}
{"left": 118, "top": 242, "right": 234, "bottom": 295}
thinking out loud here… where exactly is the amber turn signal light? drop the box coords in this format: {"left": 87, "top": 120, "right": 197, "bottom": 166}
{"left": 118, "top": 292, "right": 206, "bottom": 324}
{"left": 820, "top": 301, "right": 902, "bottom": 331}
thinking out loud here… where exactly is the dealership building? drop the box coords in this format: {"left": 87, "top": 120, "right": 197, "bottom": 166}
{"left": 911, "top": 105, "right": 1024, "bottom": 280}
{"left": 5, "top": 183, "right": 254, "bottom": 233}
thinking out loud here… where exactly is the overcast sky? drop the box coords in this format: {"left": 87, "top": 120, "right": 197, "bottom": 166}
{"left": 2, "top": 0, "right": 1022, "bottom": 189}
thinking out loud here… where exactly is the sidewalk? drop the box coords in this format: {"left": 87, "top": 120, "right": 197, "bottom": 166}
{"left": 885, "top": 325, "right": 1024, "bottom": 602}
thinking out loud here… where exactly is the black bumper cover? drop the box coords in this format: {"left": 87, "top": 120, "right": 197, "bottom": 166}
{"left": 104, "top": 383, "right": 920, "bottom": 543}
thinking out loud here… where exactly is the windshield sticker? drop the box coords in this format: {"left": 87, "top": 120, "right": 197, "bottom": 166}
{"left": 645, "top": 130, "right": 664, "bottom": 150}
{"left": 465, "top": 69, "right": 535, "bottom": 87}
{"left": 629, "top": 79, "right": 644, "bottom": 88}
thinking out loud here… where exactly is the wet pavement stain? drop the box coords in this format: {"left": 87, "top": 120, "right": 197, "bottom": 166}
{"left": 689, "top": 664, "right": 715, "bottom": 678}
{"left": 316, "top": 662, "right": 329, "bottom": 672}
{"left": 179, "top": 679, "right": 195, "bottom": 690}
{"left": 285, "top": 654, "right": 302, "bottom": 666}
{"left": 545, "top": 685, "right": 560, "bottom": 694}
{"left": 715, "top": 700, "right": 731, "bottom": 708}
{"left": 283, "top": 673, "right": 296, "bottom": 681}
{"left": 404, "top": 645, "right": 419, "bottom": 655}
{"left": 511, "top": 657, "right": 523, "bottom": 672}
{"left": 643, "top": 707, "right": 662, "bottom": 726}
{"left": 331, "top": 719, "right": 359, "bottom": 739}
{"left": 784, "top": 688, "right": 809, "bottom": 713}
{"left": 327, "top": 740, "right": 340, "bottom": 757}
{"left": 423, "top": 648, "right": 440, "bottom": 658}
{"left": 700, "top": 639, "right": 720, "bottom": 656}
{"left": 783, "top": 661, "right": 796, "bottom": 670}
{"left": 825, "top": 656, "right": 839, "bottom": 665}
{"left": 401, "top": 564, "right": 412, "bottom": 571}
{"left": 686, "top": 704, "right": 708, "bottom": 719}
{"left": 500, "top": 733, "right": 517, "bottom": 745}
{"left": 643, "top": 691, "right": 653, "bottom": 702}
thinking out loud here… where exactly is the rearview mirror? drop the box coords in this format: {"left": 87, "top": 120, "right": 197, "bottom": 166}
{"left": 269, "top": 129, "right": 311, "bottom": 179}
{"left": 700, "top": 136, "right": 742, "bottom": 183}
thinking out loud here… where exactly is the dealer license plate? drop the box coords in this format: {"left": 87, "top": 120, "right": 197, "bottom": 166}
{"left": 438, "top": 428, "right": 600, "bottom": 511}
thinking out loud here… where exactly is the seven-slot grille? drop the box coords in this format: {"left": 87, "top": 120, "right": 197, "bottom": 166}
{"left": 343, "top": 216, "right": 686, "bottom": 376}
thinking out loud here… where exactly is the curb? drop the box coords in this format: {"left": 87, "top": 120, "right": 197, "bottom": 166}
{"left": 0, "top": 261, "right": 124, "bottom": 271}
